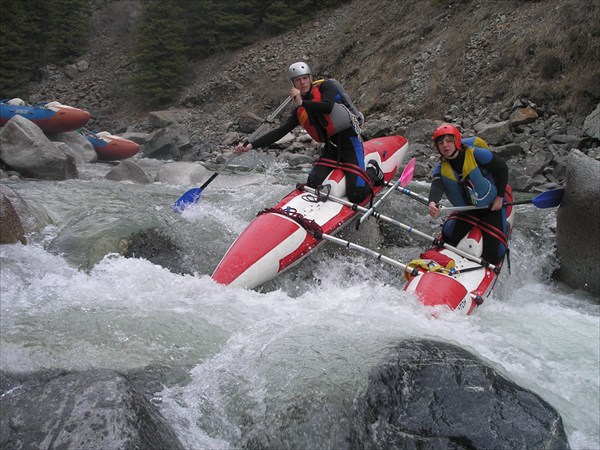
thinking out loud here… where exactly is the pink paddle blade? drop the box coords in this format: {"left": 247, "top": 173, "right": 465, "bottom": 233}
{"left": 399, "top": 157, "right": 416, "bottom": 187}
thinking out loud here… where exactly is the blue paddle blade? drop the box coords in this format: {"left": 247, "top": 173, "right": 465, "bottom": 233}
{"left": 172, "top": 188, "right": 203, "bottom": 213}
{"left": 531, "top": 188, "right": 564, "bottom": 208}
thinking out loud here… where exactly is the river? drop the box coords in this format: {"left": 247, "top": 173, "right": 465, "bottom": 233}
{"left": 1, "top": 157, "right": 598, "bottom": 449}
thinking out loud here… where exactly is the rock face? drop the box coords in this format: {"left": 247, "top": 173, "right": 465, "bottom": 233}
{"left": 0, "top": 369, "right": 185, "bottom": 450}
{"left": 352, "top": 339, "right": 570, "bottom": 449}
{"left": 556, "top": 150, "right": 600, "bottom": 297}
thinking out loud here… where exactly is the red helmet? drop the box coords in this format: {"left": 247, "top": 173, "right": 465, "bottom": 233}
{"left": 433, "top": 124, "right": 461, "bottom": 149}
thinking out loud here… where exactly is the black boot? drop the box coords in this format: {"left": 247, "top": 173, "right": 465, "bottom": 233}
{"left": 367, "top": 160, "right": 384, "bottom": 186}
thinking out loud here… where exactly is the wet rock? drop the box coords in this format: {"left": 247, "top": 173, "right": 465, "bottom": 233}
{"left": 0, "top": 193, "right": 26, "bottom": 245}
{"left": 352, "top": 339, "right": 570, "bottom": 449}
{"left": 105, "top": 160, "right": 151, "bottom": 184}
{"left": 121, "top": 228, "right": 189, "bottom": 275}
{"left": 0, "top": 369, "right": 185, "bottom": 450}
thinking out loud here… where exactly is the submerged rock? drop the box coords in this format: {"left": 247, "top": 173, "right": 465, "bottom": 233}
{"left": 121, "top": 227, "right": 191, "bottom": 275}
{"left": 0, "top": 369, "right": 184, "bottom": 449}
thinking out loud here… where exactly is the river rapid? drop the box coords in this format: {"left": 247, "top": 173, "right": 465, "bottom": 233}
{"left": 1, "top": 158, "right": 598, "bottom": 449}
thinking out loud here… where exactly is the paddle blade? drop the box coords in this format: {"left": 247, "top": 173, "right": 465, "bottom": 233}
{"left": 532, "top": 188, "right": 564, "bottom": 208}
{"left": 400, "top": 157, "right": 416, "bottom": 187}
{"left": 173, "top": 187, "right": 203, "bottom": 213}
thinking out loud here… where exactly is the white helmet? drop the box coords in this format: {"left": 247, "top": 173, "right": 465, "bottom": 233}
{"left": 288, "top": 62, "right": 312, "bottom": 81}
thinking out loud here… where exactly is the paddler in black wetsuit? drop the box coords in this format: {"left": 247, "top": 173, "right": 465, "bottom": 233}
{"left": 427, "top": 124, "right": 510, "bottom": 264}
{"left": 235, "top": 62, "right": 384, "bottom": 203}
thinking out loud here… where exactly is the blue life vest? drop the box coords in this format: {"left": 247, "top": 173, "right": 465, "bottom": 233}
{"left": 433, "top": 137, "right": 497, "bottom": 207}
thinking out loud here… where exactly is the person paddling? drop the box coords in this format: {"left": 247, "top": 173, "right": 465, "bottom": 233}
{"left": 427, "top": 124, "right": 510, "bottom": 264}
{"left": 235, "top": 62, "right": 384, "bottom": 203}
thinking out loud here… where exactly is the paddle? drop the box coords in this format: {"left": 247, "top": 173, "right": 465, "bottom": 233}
{"left": 172, "top": 153, "right": 239, "bottom": 212}
{"left": 440, "top": 188, "right": 565, "bottom": 212}
{"left": 394, "top": 186, "right": 430, "bottom": 207}
{"left": 173, "top": 96, "right": 292, "bottom": 212}
{"left": 317, "top": 232, "right": 484, "bottom": 305}
{"left": 394, "top": 185, "right": 564, "bottom": 212}
{"left": 301, "top": 184, "right": 499, "bottom": 272}
{"left": 318, "top": 232, "right": 419, "bottom": 276}
{"left": 357, "top": 157, "right": 416, "bottom": 228}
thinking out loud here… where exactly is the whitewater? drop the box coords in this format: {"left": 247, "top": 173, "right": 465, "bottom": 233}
{"left": 1, "top": 158, "right": 598, "bottom": 449}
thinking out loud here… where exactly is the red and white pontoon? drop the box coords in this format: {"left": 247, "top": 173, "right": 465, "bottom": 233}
{"left": 212, "top": 135, "right": 409, "bottom": 289}
{"left": 404, "top": 186, "right": 515, "bottom": 315}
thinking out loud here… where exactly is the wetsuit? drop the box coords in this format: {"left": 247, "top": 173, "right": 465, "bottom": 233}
{"left": 249, "top": 80, "right": 374, "bottom": 203}
{"left": 429, "top": 145, "right": 509, "bottom": 263}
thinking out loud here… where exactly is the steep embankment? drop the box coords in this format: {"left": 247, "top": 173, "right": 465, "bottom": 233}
{"left": 28, "top": 0, "right": 600, "bottom": 141}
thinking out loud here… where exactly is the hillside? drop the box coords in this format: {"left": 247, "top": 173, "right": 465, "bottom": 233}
{"left": 29, "top": 0, "right": 600, "bottom": 145}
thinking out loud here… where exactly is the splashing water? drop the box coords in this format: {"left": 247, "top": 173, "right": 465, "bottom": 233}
{"left": 1, "top": 165, "right": 598, "bottom": 449}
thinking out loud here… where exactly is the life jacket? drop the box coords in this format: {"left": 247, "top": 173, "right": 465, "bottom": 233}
{"left": 296, "top": 79, "right": 363, "bottom": 143}
{"left": 436, "top": 137, "right": 497, "bottom": 207}
{"left": 403, "top": 250, "right": 457, "bottom": 280}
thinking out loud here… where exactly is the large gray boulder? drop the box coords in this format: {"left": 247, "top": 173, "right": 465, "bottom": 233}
{"left": 352, "top": 339, "right": 570, "bottom": 449}
{"left": 556, "top": 149, "right": 600, "bottom": 297}
{"left": 142, "top": 126, "right": 191, "bottom": 160}
{"left": 0, "top": 115, "right": 78, "bottom": 180}
{"left": 156, "top": 161, "right": 210, "bottom": 185}
{"left": 47, "top": 130, "right": 98, "bottom": 164}
{"left": 105, "top": 160, "right": 151, "bottom": 184}
{"left": 0, "top": 369, "right": 185, "bottom": 449}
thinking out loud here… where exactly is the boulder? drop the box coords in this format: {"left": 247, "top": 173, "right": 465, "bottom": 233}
{"left": 523, "top": 150, "right": 554, "bottom": 177}
{"left": 121, "top": 228, "right": 189, "bottom": 275}
{"left": 142, "top": 126, "right": 191, "bottom": 160}
{"left": 47, "top": 130, "right": 98, "bottom": 163}
{"left": 148, "top": 109, "right": 191, "bottom": 128}
{"left": 362, "top": 118, "right": 394, "bottom": 140}
{"left": 405, "top": 119, "right": 441, "bottom": 144}
{"left": 0, "top": 184, "right": 52, "bottom": 237}
{"left": 105, "top": 160, "right": 151, "bottom": 184}
{"left": 493, "top": 143, "right": 523, "bottom": 158}
{"left": 0, "top": 116, "right": 79, "bottom": 180}
{"left": 509, "top": 106, "right": 539, "bottom": 126}
{"left": 555, "top": 149, "right": 600, "bottom": 297}
{"left": 120, "top": 130, "right": 154, "bottom": 145}
{"left": 156, "top": 161, "right": 210, "bottom": 185}
{"left": 352, "top": 339, "right": 570, "bottom": 449}
{"left": 237, "top": 111, "right": 264, "bottom": 133}
{"left": 0, "top": 369, "right": 185, "bottom": 449}
{"left": 477, "top": 120, "right": 512, "bottom": 145}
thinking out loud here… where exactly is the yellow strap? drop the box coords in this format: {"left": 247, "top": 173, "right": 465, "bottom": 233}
{"left": 404, "top": 259, "right": 455, "bottom": 280}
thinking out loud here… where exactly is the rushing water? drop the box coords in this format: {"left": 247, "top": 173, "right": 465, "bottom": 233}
{"left": 1, "top": 158, "right": 598, "bottom": 449}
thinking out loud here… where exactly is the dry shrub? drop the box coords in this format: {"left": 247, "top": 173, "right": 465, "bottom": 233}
{"left": 535, "top": 52, "right": 563, "bottom": 80}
